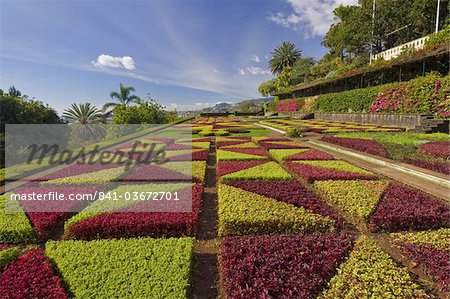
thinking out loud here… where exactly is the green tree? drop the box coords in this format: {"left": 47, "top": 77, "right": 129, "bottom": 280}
{"left": 258, "top": 79, "right": 278, "bottom": 97}
{"left": 62, "top": 103, "right": 104, "bottom": 124}
{"left": 102, "top": 83, "right": 141, "bottom": 114}
{"left": 269, "top": 42, "right": 302, "bottom": 74}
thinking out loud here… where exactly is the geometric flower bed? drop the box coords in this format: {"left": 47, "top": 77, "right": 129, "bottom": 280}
{"left": 369, "top": 183, "right": 450, "bottom": 232}
{"left": 321, "top": 236, "right": 429, "bottom": 298}
{"left": 281, "top": 149, "right": 335, "bottom": 161}
{"left": 217, "top": 161, "right": 267, "bottom": 177}
{"left": 219, "top": 162, "right": 292, "bottom": 181}
{"left": 0, "top": 248, "right": 69, "bottom": 298}
{"left": 225, "top": 180, "right": 342, "bottom": 225}
{"left": 45, "top": 237, "right": 194, "bottom": 298}
{"left": 403, "top": 158, "right": 450, "bottom": 175}
{"left": 216, "top": 149, "right": 268, "bottom": 161}
{"left": 268, "top": 148, "right": 309, "bottom": 163}
{"left": 31, "top": 163, "right": 121, "bottom": 182}
{"left": 321, "top": 136, "right": 390, "bottom": 157}
{"left": 390, "top": 229, "right": 450, "bottom": 292}
{"left": 0, "top": 194, "right": 36, "bottom": 243}
{"left": 10, "top": 186, "right": 98, "bottom": 241}
{"left": 0, "top": 246, "right": 19, "bottom": 271}
{"left": 220, "top": 232, "right": 354, "bottom": 298}
{"left": 63, "top": 184, "right": 203, "bottom": 240}
{"left": 313, "top": 180, "right": 389, "bottom": 226}
{"left": 41, "top": 166, "right": 127, "bottom": 185}
{"left": 259, "top": 141, "right": 305, "bottom": 150}
{"left": 285, "top": 160, "right": 378, "bottom": 183}
{"left": 217, "top": 183, "right": 335, "bottom": 236}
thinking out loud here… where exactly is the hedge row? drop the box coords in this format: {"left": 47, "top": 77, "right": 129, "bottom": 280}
{"left": 45, "top": 238, "right": 194, "bottom": 298}
{"left": 217, "top": 184, "right": 334, "bottom": 236}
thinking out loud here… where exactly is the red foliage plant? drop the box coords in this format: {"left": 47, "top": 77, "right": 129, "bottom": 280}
{"left": 259, "top": 142, "right": 304, "bottom": 150}
{"left": 217, "top": 161, "right": 267, "bottom": 177}
{"left": 225, "top": 180, "right": 342, "bottom": 225}
{"left": 321, "top": 136, "right": 389, "bottom": 158}
{"left": 285, "top": 150, "right": 335, "bottom": 161}
{"left": 220, "top": 232, "right": 354, "bottom": 299}
{"left": 64, "top": 184, "right": 203, "bottom": 240}
{"left": 32, "top": 163, "right": 120, "bottom": 181}
{"left": 418, "top": 141, "right": 450, "bottom": 159}
{"left": 221, "top": 148, "right": 267, "bottom": 157}
{"left": 396, "top": 243, "right": 450, "bottom": 292}
{"left": 0, "top": 248, "right": 69, "bottom": 299}
{"left": 403, "top": 158, "right": 450, "bottom": 175}
{"left": 370, "top": 184, "right": 450, "bottom": 231}
{"left": 12, "top": 186, "right": 97, "bottom": 240}
{"left": 285, "top": 162, "right": 378, "bottom": 183}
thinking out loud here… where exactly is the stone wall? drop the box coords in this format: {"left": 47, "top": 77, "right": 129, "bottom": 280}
{"left": 314, "top": 113, "right": 425, "bottom": 128}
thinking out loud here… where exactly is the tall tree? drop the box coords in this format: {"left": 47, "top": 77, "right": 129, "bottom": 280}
{"left": 102, "top": 83, "right": 141, "bottom": 113}
{"left": 269, "top": 42, "right": 302, "bottom": 75}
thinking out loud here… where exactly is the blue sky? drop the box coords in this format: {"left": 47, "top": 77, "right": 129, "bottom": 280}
{"left": 0, "top": 0, "right": 357, "bottom": 113}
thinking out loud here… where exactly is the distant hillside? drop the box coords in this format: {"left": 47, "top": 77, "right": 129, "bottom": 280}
{"left": 201, "top": 97, "right": 273, "bottom": 113}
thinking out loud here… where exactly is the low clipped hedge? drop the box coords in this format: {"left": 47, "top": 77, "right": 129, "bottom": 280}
{"left": 45, "top": 237, "right": 194, "bottom": 298}
{"left": 0, "top": 194, "right": 36, "bottom": 243}
{"left": 313, "top": 85, "right": 383, "bottom": 113}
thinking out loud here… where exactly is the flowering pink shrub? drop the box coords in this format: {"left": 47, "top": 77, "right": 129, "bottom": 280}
{"left": 396, "top": 243, "right": 450, "bottom": 292}
{"left": 225, "top": 181, "right": 342, "bottom": 225}
{"left": 64, "top": 185, "right": 203, "bottom": 240}
{"left": 286, "top": 150, "right": 335, "bottom": 161}
{"left": 0, "top": 248, "right": 69, "bottom": 298}
{"left": 418, "top": 141, "right": 450, "bottom": 159}
{"left": 321, "top": 136, "right": 389, "bottom": 158}
{"left": 220, "top": 232, "right": 354, "bottom": 299}
{"left": 217, "top": 161, "right": 267, "bottom": 177}
{"left": 369, "top": 184, "right": 450, "bottom": 231}
{"left": 404, "top": 158, "right": 450, "bottom": 175}
{"left": 370, "top": 75, "right": 450, "bottom": 117}
{"left": 285, "top": 162, "right": 377, "bottom": 183}
{"left": 276, "top": 99, "right": 301, "bottom": 111}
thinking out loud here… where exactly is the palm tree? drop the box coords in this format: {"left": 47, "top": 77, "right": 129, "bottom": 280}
{"left": 102, "top": 83, "right": 141, "bottom": 113}
{"left": 269, "top": 42, "right": 302, "bottom": 75}
{"left": 63, "top": 103, "right": 106, "bottom": 144}
{"left": 63, "top": 103, "right": 104, "bottom": 124}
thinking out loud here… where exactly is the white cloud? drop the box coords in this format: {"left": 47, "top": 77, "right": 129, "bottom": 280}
{"left": 252, "top": 55, "right": 260, "bottom": 63}
{"left": 268, "top": 0, "right": 359, "bottom": 36}
{"left": 92, "top": 54, "right": 136, "bottom": 70}
{"left": 239, "top": 66, "right": 271, "bottom": 76}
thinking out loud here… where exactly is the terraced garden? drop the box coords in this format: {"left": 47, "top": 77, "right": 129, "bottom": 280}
{"left": 1, "top": 116, "right": 449, "bottom": 298}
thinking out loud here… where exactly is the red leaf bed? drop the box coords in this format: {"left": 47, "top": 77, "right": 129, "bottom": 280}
{"left": 216, "top": 141, "right": 248, "bottom": 149}
{"left": 123, "top": 164, "right": 192, "bottom": 182}
{"left": 321, "top": 136, "right": 389, "bottom": 158}
{"left": 220, "top": 148, "right": 267, "bottom": 157}
{"left": 225, "top": 180, "right": 342, "bottom": 225}
{"left": 0, "top": 248, "right": 68, "bottom": 298}
{"left": 167, "top": 150, "right": 209, "bottom": 161}
{"left": 285, "top": 150, "right": 335, "bottom": 161}
{"left": 418, "top": 141, "right": 450, "bottom": 159}
{"left": 32, "top": 163, "right": 121, "bottom": 181}
{"left": 12, "top": 186, "right": 97, "bottom": 240}
{"left": 403, "top": 158, "right": 450, "bottom": 175}
{"left": 369, "top": 184, "right": 450, "bottom": 231}
{"left": 217, "top": 161, "right": 267, "bottom": 177}
{"left": 220, "top": 232, "right": 354, "bottom": 299}
{"left": 285, "top": 162, "right": 378, "bottom": 183}
{"left": 259, "top": 141, "right": 304, "bottom": 150}
{"left": 396, "top": 243, "right": 450, "bottom": 292}
{"left": 64, "top": 184, "right": 203, "bottom": 240}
